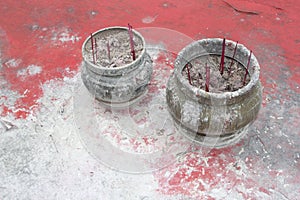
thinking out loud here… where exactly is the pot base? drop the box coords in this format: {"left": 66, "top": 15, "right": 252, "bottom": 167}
{"left": 167, "top": 71, "right": 261, "bottom": 148}
{"left": 94, "top": 88, "right": 148, "bottom": 108}
{"left": 172, "top": 117, "right": 250, "bottom": 148}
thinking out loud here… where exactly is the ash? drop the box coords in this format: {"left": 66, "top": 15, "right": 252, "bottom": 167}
{"left": 86, "top": 31, "right": 143, "bottom": 68}
{"left": 182, "top": 55, "right": 251, "bottom": 93}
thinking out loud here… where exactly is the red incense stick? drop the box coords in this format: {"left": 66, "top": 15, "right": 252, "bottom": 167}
{"left": 90, "top": 33, "right": 95, "bottom": 64}
{"left": 205, "top": 63, "right": 210, "bottom": 92}
{"left": 243, "top": 50, "right": 252, "bottom": 86}
{"left": 220, "top": 38, "right": 226, "bottom": 75}
{"left": 128, "top": 23, "right": 136, "bottom": 60}
{"left": 228, "top": 41, "right": 238, "bottom": 75}
{"left": 186, "top": 62, "right": 192, "bottom": 85}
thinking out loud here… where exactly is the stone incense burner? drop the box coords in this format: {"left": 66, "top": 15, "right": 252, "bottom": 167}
{"left": 166, "top": 38, "right": 262, "bottom": 147}
{"left": 81, "top": 26, "right": 153, "bottom": 104}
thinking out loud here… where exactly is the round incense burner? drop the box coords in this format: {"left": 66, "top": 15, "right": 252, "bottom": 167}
{"left": 81, "top": 26, "right": 153, "bottom": 104}
{"left": 166, "top": 38, "right": 262, "bottom": 147}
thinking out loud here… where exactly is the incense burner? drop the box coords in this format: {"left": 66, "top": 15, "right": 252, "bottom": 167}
{"left": 81, "top": 26, "right": 153, "bottom": 104}
{"left": 166, "top": 38, "right": 262, "bottom": 147}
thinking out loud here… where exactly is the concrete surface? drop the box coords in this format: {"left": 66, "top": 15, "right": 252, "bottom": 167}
{"left": 0, "top": 0, "right": 299, "bottom": 199}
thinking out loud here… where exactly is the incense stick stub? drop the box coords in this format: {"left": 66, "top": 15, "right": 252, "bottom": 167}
{"left": 229, "top": 41, "right": 238, "bottom": 75}
{"left": 186, "top": 62, "right": 192, "bottom": 85}
{"left": 128, "top": 23, "right": 136, "bottom": 61}
{"left": 90, "top": 33, "right": 96, "bottom": 64}
{"left": 205, "top": 63, "right": 210, "bottom": 92}
{"left": 243, "top": 50, "right": 252, "bottom": 86}
{"left": 219, "top": 38, "right": 226, "bottom": 75}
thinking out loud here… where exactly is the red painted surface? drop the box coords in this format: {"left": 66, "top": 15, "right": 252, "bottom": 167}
{"left": 1, "top": 0, "right": 299, "bottom": 118}
{"left": 0, "top": 0, "right": 299, "bottom": 199}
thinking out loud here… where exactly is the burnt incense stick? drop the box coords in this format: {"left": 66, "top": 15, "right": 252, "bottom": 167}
{"left": 90, "top": 33, "right": 95, "bottom": 64}
{"left": 198, "top": 72, "right": 202, "bottom": 86}
{"left": 128, "top": 23, "right": 136, "bottom": 60}
{"left": 198, "top": 72, "right": 202, "bottom": 79}
{"left": 229, "top": 41, "right": 238, "bottom": 75}
{"left": 243, "top": 50, "right": 252, "bottom": 85}
{"left": 186, "top": 62, "right": 192, "bottom": 85}
{"left": 220, "top": 38, "right": 226, "bottom": 75}
{"left": 205, "top": 63, "right": 210, "bottom": 92}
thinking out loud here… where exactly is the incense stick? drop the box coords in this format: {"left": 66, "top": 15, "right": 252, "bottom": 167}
{"left": 243, "top": 50, "right": 252, "bottom": 85}
{"left": 127, "top": 23, "right": 136, "bottom": 60}
{"left": 205, "top": 63, "right": 210, "bottom": 92}
{"left": 186, "top": 62, "right": 192, "bottom": 85}
{"left": 220, "top": 38, "right": 226, "bottom": 75}
{"left": 90, "top": 33, "right": 95, "bottom": 64}
{"left": 228, "top": 41, "right": 238, "bottom": 75}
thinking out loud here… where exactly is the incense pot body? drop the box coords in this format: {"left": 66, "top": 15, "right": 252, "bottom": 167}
{"left": 81, "top": 26, "right": 153, "bottom": 104}
{"left": 166, "top": 38, "right": 262, "bottom": 147}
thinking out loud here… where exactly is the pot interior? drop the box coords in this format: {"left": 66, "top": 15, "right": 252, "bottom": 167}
{"left": 180, "top": 53, "right": 251, "bottom": 93}
{"left": 82, "top": 27, "right": 145, "bottom": 70}
{"left": 174, "top": 38, "right": 260, "bottom": 99}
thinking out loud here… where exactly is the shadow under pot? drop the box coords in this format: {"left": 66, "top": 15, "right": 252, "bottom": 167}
{"left": 166, "top": 38, "right": 262, "bottom": 148}
{"left": 81, "top": 26, "right": 153, "bottom": 104}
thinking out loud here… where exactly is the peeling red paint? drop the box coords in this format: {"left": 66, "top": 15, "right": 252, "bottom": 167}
{"left": 0, "top": 106, "right": 10, "bottom": 117}
{"left": 155, "top": 147, "right": 239, "bottom": 197}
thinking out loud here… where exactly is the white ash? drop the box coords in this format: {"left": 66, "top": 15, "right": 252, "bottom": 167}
{"left": 85, "top": 30, "right": 143, "bottom": 68}
{"left": 182, "top": 55, "right": 250, "bottom": 93}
